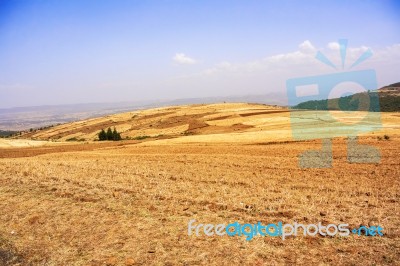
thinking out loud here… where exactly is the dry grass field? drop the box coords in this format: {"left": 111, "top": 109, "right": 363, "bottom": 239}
{"left": 0, "top": 103, "right": 399, "bottom": 265}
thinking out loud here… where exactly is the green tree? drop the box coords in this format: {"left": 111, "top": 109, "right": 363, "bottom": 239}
{"left": 98, "top": 129, "right": 107, "bottom": 141}
{"left": 106, "top": 128, "right": 113, "bottom": 140}
{"left": 112, "top": 127, "right": 122, "bottom": 141}
{"left": 98, "top": 128, "right": 122, "bottom": 141}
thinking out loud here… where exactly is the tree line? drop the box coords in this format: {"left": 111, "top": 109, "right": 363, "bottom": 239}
{"left": 98, "top": 127, "right": 122, "bottom": 141}
{"left": 293, "top": 91, "right": 400, "bottom": 112}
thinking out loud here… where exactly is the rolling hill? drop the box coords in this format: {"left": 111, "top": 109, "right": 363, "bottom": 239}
{"left": 10, "top": 102, "right": 399, "bottom": 147}
{"left": 0, "top": 93, "right": 286, "bottom": 131}
{"left": 17, "top": 103, "right": 289, "bottom": 143}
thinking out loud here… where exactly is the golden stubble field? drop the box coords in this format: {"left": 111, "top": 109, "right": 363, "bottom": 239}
{"left": 0, "top": 103, "right": 399, "bottom": 265}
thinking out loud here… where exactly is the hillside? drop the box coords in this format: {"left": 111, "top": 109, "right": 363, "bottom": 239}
{"left": 382, "top": 82, "right": 400, "bottom": 89}
{"left": 294, "top": 83, "right": 400, "bottom": 112}
{"left": 11, "top": 102, "right": 399, "bottom": 147}
{"left": 18, "top": 103, "right": 290, "bottom": 143}
{"left": 0, "top": 93, "right": 286, "bottom": 131}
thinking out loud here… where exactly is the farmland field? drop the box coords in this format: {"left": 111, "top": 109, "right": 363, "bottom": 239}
{"left": 0, "top": 103, "right": 399, "bottom": 265}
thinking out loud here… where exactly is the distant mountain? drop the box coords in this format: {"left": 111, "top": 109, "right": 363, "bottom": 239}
{"left": 0, "top": 130, "right": 17, "bottom": 137}
{"left": 293, "top": 83, "right": 400, "bottom": 112}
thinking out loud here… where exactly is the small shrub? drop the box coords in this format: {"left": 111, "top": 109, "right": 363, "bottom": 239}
{"left": 183, "top": 131, "right": 194, "bottom": 136}
{"left": 66, "top": 137, "right": 78, "bottom": 141}
{"left": 384, "top": 135, "right": 390, "bottom": 140}
{"left": 133, "top": 135, "right": 150, "bottom": 140}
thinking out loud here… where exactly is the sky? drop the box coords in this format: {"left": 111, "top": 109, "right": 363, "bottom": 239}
{"left": 0, "top": 0, "right": 399, "bottom": 108}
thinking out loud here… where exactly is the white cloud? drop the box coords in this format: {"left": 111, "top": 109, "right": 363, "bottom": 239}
{"left": 201, "top": 45, "right": 316, "bottom": 76}
{"left": 168, "top": 40, "right": 400, "bottom": 102}
{"left": 226, "top": 41, "right": 316, "bottom": 71}
{"left": 327, "top": 42, "right": 371, "bottom": 58}
{"left": 173, "top": 53, "right": 197, "bottom": 65}
{"left": 200, "top": 41, "right": 400, "bottom": 77}
{"left": 328, "top": 42, "right": 340, "bottom": 50}
{"left": 299, "top": 40, "right": 316, "bottom": 54}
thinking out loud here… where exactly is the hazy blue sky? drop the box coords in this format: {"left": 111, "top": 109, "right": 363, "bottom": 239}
{"left": 0, "top": 0, "right": 399, "bottom": 108}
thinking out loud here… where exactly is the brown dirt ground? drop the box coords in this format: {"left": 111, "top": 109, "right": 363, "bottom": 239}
{"left": 0, "top": 103, "right": 399, "bottom": 265}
